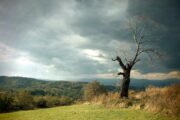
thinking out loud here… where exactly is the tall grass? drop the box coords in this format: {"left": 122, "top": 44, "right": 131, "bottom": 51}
{"left": 87, "top": 84, "right": 180, "bottom": 116}
{"left": 144, "top": 84, "right": 180, "bottom": 116}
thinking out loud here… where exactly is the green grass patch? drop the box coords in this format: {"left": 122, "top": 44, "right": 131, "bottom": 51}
{"left": 0, "top": 104, "right": 178, "bottom": 120}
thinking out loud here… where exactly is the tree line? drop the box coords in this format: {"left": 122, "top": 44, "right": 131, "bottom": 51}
{"left": 0, "top": 81, "right": 107, "bottom": 112}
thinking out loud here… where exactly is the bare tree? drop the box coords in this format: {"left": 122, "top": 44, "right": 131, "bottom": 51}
{"left": 112, "top": 18, "right": 159, "bottom": 98}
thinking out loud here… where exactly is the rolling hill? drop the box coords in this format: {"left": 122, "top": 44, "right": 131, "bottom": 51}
{"left": 0, "top": 76, "right": 179, "bottom": 90}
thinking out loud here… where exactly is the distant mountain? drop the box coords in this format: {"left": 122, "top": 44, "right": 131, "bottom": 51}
{"left": 0, "top": 76, "right": 179, "bottom": 90}
{"left": 0, "top": 76, "right": 49, "bottom": 89}
{"left": 77, "top": 78, "right": 180, "bottom": 89}
{"left": 0, "top": 76, "right": 87, "bottom": 100}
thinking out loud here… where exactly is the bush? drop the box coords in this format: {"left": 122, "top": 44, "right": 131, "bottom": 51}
{"left": 34, "top": 96, "right": 72, "bottom": 108}
{"left": 84, "top": 81, "right": 107, "bottom": 101}
{"left": 0, "top": 92, "right": 14, "bottom": 112}
{"left": 0, "top": 90, "right": 74, "bottom": 112}
{"left": 59, "top": 96, "right": 72, "bottom": 105}
{"left": 45, "top": 96, "right": 61, "bottom": 107}
{"left": 34, "top": 97, "right": 47, "bottom": 108}
{"left": 13, "top": 91, "right": 34, "bottom": 110}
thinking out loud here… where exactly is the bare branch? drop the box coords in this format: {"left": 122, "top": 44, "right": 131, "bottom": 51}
{"left": 113, "top": 17, "right": 160, "bottom": 71}
{"left": 117, "top": 72, "right": 125, "bottom": 76}
{"left": 143, "top": 48, "right": 155, "bottom": 52}
{"left": 138, "top": 48, "right": 155, "bottom": 55}
{"left": 112, "top": 56, "right": 126, "bottom": 70}
{"left": 131, "top": 41, "right": 141, "bottom": 67}
{"left": 134, "top": 58, "right": 141, "bottom": 64}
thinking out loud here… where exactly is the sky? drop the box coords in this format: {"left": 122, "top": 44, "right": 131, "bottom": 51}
{"left": 0, "top": 0, "right": 179, "bottom": 80}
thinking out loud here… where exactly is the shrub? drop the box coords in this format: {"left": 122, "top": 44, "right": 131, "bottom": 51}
{"left": 59, "top": 96, "right": 72, "bottom": 105}
{"left": 34, "top": 96, "right": 72, "bottom": 108}
{"left": 0, "top": 92, "right": 14, "bottom": 112}
{"left": 84, "top": 81, "right": 107, "bottom": 101}
{"left": 34, "top": 97, "right": 47, "bottom": 108}
{"left": 13, "top": 91, "right": 34, "bottom": 110}
{"left": 45, "top": 96, "right": 61, "bottom": 107}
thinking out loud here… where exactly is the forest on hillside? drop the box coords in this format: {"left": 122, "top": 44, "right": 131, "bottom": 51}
{"left": 0, "top": 76, "right": 179, "bottom": 117}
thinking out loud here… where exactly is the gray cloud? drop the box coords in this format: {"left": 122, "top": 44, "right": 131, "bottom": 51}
{"left": 127, "top": 0, "right": 180, "bottom": 72}
{"left": 0, "top": 0, "right": 179, "bottom": 80}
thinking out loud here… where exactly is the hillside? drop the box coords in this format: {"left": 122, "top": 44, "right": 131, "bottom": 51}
{"left": 79, "top": 78, "right": 180, "bottom": 89}
{"left": 0, "top": 76, "right": 179, "bottom": 90}
{"left": 0, "top": 76, "right": 87, "bottom": 89}
{"left": 0, "top": 76, "right": 87, "bottom": 100}
{"left": 0, "top": 76, "right": 179, "bottom": 99}
{"left": 0, "top": 104, "right": 176, "bottom": 120}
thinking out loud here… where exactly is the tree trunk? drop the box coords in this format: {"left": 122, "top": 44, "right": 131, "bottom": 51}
{"left": 120, "top": 71, "right": 130, "bottom": 98}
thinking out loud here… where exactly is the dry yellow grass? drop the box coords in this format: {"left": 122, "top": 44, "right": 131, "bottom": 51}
{"left": 87, "top": 84, "right": 180, "bottom": 117}
{"left": 144, "top": 84, "right": 180, "bottom": 116}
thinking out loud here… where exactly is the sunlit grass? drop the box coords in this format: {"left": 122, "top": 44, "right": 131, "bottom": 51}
{"left": 0, "top": 104, "right": 178, "bottom": 120}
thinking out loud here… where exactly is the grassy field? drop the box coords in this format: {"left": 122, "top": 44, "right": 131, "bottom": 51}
{"left": 0, "top": 104, "right": 178, "bottom": 120}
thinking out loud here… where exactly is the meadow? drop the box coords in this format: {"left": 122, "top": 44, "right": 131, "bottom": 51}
{"left": 0, "top": 104, "right": 178, "bottom": 120}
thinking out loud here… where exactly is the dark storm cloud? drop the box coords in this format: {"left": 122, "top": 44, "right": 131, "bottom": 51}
{"left": 0, "top": 0, "right": 179, "bottom": 79}
{"left": 127, "top": 0, "right": 180, "bottom": 72}
{"left": 72, "top": 0, "right": 129, "bottom": 42}
{"left": 0, "top": 0, "right": 52, "bottom": 37}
